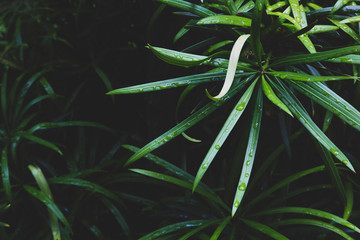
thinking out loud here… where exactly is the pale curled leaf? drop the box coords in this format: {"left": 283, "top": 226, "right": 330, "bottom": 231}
{"left": 206, "top": 34, "right": 251, "bottom": 100}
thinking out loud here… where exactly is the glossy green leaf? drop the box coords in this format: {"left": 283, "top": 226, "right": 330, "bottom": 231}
{"left": 268, "top": 71, "right": 354, "bottom": 82}
{"left": 241, "top": 218, "right": 289, "bottom": 240}
{"left": 193, "top": 79, "right": 257, "bottom": 192}
{"left": 251, "top": 0, "right": 265, "bottom": 63}
{"left": 209, "top": 216, "right": 231, "bottom": 240}
{"left": 197, "top": 15, "right": 251, "bottom": 27}
{"left": 204, "top": 40, "right": 234, "bottom": 54}
{"left": 343, "top": 182, "right": 354, "bottom": 220}
{"left": 340, "top": 15, "right": 360, "bottom": 24}
{"left": 238, "top": 1, "right": 255, "bottom": 12}
{"left": 107, "top": 71, "right": 250, "bottom": 95}
{"left": 28, "top": 165, "right": 61, "bottom": 240}
{"left": 289, "top": 0, "right": 302, "bottom": 25}
{"left": 1, "top": 146, "right": 11, "bottom": 201}
{"left": 331, "top": 0, "right": 351, "bottom": 13}
{"left": 327, "top": 54, "right": 360, "bottom": 64}
{"left": 206, "top": 34, "right": 251, "bottom": 100}
{"left": 1, "top": 69, "right": 8, "bottom": 125}
{"left": 262, "top": 76, "right": 292, "bottom": 116}
{"left": 24, "top": 185, "right": 71, "bottom": 231}
{"left": 232, "top": 86, "right": 262, "bottom": 216}
{"left": 298, "top": 33, "right": 316, "bottom": 53}
{"left": 125, "top": 75, "right": 254, "bottom": 166}
{"left": 138, "top": 219, "right": 212, "bottom": 240}
{"left": 157, "top": 0, "right": 215, "bottom": 17}
{"left": 322, "top": 110, "right": 333, "bottom": 132}
{"left": 266, "top": 1, "right": 286, "bottom": 12}
{"left": 246, "top": 165, "right": 325, "bottom": 211}
{"left": 271, "top": 78, "right": 355, "bottom": 171}
{"left": 328, "top": 18, "right": 360, "bottom": 42}
{"left": 273, "top": 218, "right": 354, "bottom": 240}
{"left": 289, "top": 80, "right": 360, "bottom": 131}
{"left": 19, "top": 133, "right": 63, "bottom": 155}
{"left": 307, "top": 25, "right": 339, "bottom": 34}
{"left": 270, "top": 45, "right": 360, "bottom": 68}
{"left": 148, "top": 45, "right": 254, "bottom": 70}
{"left": 254, "top": 207, "right": 360, "bottom": 234}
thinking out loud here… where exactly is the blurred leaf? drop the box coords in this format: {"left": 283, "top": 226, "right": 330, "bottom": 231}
{"left": 210, "top": 216, "right": 231, "bottom": 240}
{"left": 273, "top": 218, "right": 354, "bottom": 240}
{"left": 19, "top": 133, "right": 63, "bottom": 155}
{"left": 241, "top": 218, "right": 289, "bottom": 239}
{"left": 1, "top": 146, "right": 11, "bottom": 201}
{"left": 24, "top": 185, "right": 71, "bottom": 232}
{"left": 253, "top": 207, "right": 360, "bottom": 234}
{"left": 138, "top": 219, "right": 212, "bottom": 240}
{"left": 157, "top": 0, "right": 216, "bottom": 17}
{"left": 343, "top": 182, "right": 354, "bottom": 220}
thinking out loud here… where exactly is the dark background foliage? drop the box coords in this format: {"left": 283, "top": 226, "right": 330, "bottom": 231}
{"left": 0, "top": 0, "right": 359, "bottom": 239}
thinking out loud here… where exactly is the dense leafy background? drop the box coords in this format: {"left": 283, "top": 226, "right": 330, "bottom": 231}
{"left": 0, "top": 0, "right": 360, "bottom": 239}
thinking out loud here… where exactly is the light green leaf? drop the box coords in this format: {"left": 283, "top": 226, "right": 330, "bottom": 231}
{"left": 328, "top": 18, "right": 360, "bottom": 42}
{"left": 197, "top": 15, "right": 252, "bottom": 27}
{"left": 270, "top": 45, "right": 360, "bottom": 68}
{"left": 327, "top": 54, "right": 360, "bottom": 64}
{"left": 193, "top": 79, "right": 257, "bottom": 192}
{"left": 232, "top": 86, "right": 263, "bottom": 216}
{"left": 238, "top": 1, "right": 255, "bottom": 12}
{"left": 268, "top": 71, "right": 354, "bottom": 82}
{"left": 107, "top": 71, "right": 251, "bottom": 95}
{"left": 331, "top": 0, "right": 351, "bottom": 13}
{"left": 340, "top": 15, "right": 360, "bottom": 24}
{"left": 262, "top": 76, "right": 292, "bottom": 116}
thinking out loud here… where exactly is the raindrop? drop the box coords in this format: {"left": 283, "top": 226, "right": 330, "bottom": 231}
{"left": 238, "top": 182, "right": 246, "bottom": 191}
{"left": 245, "top": 173, "right": 249, "bottom": 177}
{"left": 234, "top": 201, "right": 240, "bottom": 207}
{"left": 236, "top": 102, "right": 246, "bottom": 111}
{"left": 246, "top": 160, "right": 251, "bottom": 166}
{"left": 215, "top": 145, "right": 220, "bottom": 150}
{"left": 330, "top": 148, "right": 339, "bottom": 156}
{"left": 202, "top": 163, "right": 208, "bottom": 169}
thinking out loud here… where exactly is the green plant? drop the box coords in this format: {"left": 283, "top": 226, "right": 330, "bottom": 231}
{"left": 109, "top": 0, "right": 360, "bottom": 238}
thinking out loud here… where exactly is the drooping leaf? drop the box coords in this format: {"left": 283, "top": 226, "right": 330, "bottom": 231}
{"left": 197, "top": 15, "right": 252, "bottom": 27}
{"left": 157, "top": 0, "right": 215, "bottom": 18}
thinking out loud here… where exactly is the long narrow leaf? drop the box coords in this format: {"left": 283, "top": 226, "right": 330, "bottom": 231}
{"left": 268, "top": 71, "right": 354, "bottom": 82}
{"left": 289, "top": 80, "right": 360, "bottom": 131}
{"left": 1, "top": 146, "right": 11, "bottom": 201}
{"left": 273, "top": 218, "right": 354, "bottom": 240}
{"left": 23, "top": 185, "right": 71, "bottom": 231}
{"left": 251, "top": 0, "right": 265, "bottom": 63}
{"left": 19, "top": 133, "right": 63, "bottom": 155}
{"left": 28, "top": 165, "right": 61, "bottom": 240}
{"left": 271, "top": 78, "right": 355, "bottom": 172}
{"left": 241, "top": 218, "right": 289, "bottom": 240}
{"left": 138, "top": 219, "right": 212, "bottom": 240}
{"left": 178, "top": 219, "right": 222, "bottom": 240}
{"left": 344, "top": 182, "right": 354, "bottom": 220}
{"left": 125, "top": 75, "right": 254, "bottom": 166}
{"left": 193, "top": 79, "right": 258, "bottom": 192}
{"left": 157, "top": 0, "right": 215, "bottom": 17}
{"left": 107, "top": 71, "right": 251, "bottom": 95}
{"left": 253, "top": 207, "right": 360, "bottom": 234}
{"left": 27, "top": 121, "right": 112, "bottom": 133}
{"left": 130, "top": 168, "right": 228, "bottom": 209}
{"left": 197, "top": 15, "right": 252, "bottom": 27}
{"left": 270, "top": 45, "right": 360, "bottom": 68}
{"left": 232, "top": 86, "right": 263, "bottom": 216}
{"left": 210, "top": 216, "right": 231, "bottom": 240}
